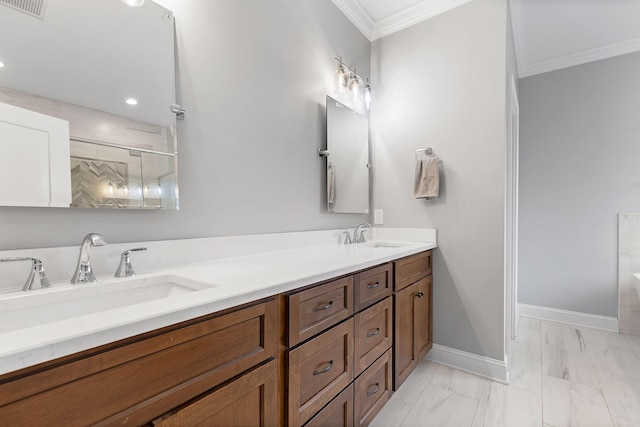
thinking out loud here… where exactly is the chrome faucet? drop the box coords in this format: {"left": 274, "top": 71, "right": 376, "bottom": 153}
{"left": 354, "top": 223, "right": 372, "bottom": 243}
{"left": 114, "top": 247, "right": 147, "bottom": 278}
{"left": 71, "top": 233, "right": 107, "bottom": 284}
{"left": 0, "top": 257, "right": 51, "bottom": 291}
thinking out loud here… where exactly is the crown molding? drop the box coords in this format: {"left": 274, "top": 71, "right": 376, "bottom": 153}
{"left": 519, "top": 35, "right": 640, "bottom": 78}
{"left": 372, "top": 0, "right": 471, "bottom": 40}
{"left": 332, "top": 0, "right": 472, "bottom": 42}
{"left": 331, "top": 0, "right": 375, "bottom": 41}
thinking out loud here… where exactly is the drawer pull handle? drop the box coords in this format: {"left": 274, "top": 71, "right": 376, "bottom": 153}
{"left": 313, "top": 301, "right": 334, "bottom": 312}
{"left": 367, "top": 383, "right": 380, "bottom": 396}
{"left": 367, "top": 281, "right": 380, "bottom": 289}
{"left": 416, "top": 292, "right": 425, "bottom": 298}
{"left": 367, "top": 328, "right": 381, "bottom": 337}
{"left": 313, "top": 360, "right": 334, "bottom": 375}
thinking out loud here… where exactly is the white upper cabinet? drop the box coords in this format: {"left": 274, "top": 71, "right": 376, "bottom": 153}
{"left": 0, "top": 102, "right": 71, "bottom": 207}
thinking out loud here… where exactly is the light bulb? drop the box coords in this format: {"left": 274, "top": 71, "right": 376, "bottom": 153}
{"left": 125, "top": 98, "right": 138, "bottom": 105}
{"left": 364, "top": 84, "right": 372, "bottom": 110}
{"left": 0, "top": 61, "right": 5, "bottom": 68}
{"left": 335, "top": 64, "right": 348, "bottom": 94}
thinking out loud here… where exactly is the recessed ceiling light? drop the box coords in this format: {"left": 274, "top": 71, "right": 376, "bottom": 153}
{"left": 121, "top": 0, "right": 144, "bottom": 6}
{"left": 125, "top": 98, "right": 138, "bottom": 105}
{"left": 0, "top": 61, "right": 5, "bottom": 68}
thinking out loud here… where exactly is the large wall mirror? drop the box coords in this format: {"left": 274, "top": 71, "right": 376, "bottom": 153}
{"left": 325, "top": 95, "right": 369, "bottom": 214}
{"left": 0, "top": 0, "right": 178, "bottom": 209}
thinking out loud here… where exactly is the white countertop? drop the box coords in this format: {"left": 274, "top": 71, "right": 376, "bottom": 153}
{"left": 0, "top": 239, "right": 436, "bottom": 376}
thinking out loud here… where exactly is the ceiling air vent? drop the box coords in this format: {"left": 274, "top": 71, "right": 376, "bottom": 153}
{"left": 0, "top": 0, "right": 50, "bottom": 20}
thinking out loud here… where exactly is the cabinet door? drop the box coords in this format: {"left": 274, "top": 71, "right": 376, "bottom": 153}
{"left": 153, "top": 359, "right": 278, "bottom": 427}
{"left": 414, "top": 275, "right": 433, "bottom": 362}
{"left": 393, "top": 283, "right": 416, "bottom": 389}
{"left": 0, "top": 101, "right": 71, "bottom": 207}
{"left": 393, "top": 277, "right": 433, "bottom": 390}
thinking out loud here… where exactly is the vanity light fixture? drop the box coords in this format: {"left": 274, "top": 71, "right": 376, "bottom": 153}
{"left": 333, "top": 57, "right": 372, "bottom": 110}
{"left": 335, "top": 57, "right": 348, "bottom": 94}
{"left": 125, "top": 98, "right": 138, "bottom": 106}
{"left": 121, "top": 0, "right": 145, "bottom": 6}
{"left": 0, "top": 61, "right": 4, "bottom": 68}
{"left": 364, "top": 80, "right": 372, "bottom": 110}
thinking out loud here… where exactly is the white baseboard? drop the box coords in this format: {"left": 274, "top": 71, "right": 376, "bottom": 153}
{"left": 425, "top": 344, "right": 509, "bottom": 384}
{"left": 518, "top": 304, "right": 619, "bottom": 332}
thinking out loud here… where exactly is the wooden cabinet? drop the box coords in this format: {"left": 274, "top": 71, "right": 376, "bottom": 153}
{"left": 152, "top": 359, "right": 279, "bottom": 427}
{"left": 0, "top": 298, "right": 279, "bottom": 426}
{"left": 288, "top": 318, "right": 354, "bottom": 426}
{"left": 394, "top": 250, "right": 432, "bottom": 292}
{"left": 393, "top": 273, "right": 433, "bottom": 390}
{"left": 303, "top": 384, "right": 354, "bottom": 427}
{"left": 354, "top": 349, "right": 393, "bottom": 427}
{"left": 288, "top": 275, "right": 354, "bottom": 347}
{"left": 0, "top": 248, "right": 434, "bottom": 427}
{"left": 354, "top": 263, "right": 392, "bottom": 312}
{"left": 354, "top": 297, "right": 392, "bottom": 376}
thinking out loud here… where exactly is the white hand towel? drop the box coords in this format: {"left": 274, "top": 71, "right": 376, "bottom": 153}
{"left": 414, "top": 156, "right": 439, "bottom": 199}
{"left": 327, "top": 162, "right": 335, "bottom": 204}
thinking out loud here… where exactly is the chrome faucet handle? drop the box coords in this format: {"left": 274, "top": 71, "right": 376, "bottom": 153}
{"left": 343, "top": 231, "right": 353, "bottom": 245}
{"left": 71, "top": 233, "right": 108, "bottom": 284}
{"left": 1, "top": 257, "right": 51, "bottom": 291}
{"left": 114, "top": 247, "right": 147, "bottom": 278}
{"left": 354, "top": 222, "right": 373, "bottom": 243}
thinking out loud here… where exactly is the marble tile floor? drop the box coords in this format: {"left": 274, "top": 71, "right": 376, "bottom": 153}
{"left": 371, "top": 317, "right": 640, "bottom": 427}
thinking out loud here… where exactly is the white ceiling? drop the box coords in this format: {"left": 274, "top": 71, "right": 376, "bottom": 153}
{"left": 333, "top": 0, "right": 640, "bottom": 78}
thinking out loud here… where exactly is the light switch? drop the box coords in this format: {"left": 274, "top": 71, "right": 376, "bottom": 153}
{"left": 374, "top": 209, "right": 384, "bottom": 225}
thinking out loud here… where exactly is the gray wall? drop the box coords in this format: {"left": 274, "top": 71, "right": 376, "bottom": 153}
{"left": 519, "top": 52, "right": 640, "bottom": 317}
{"left": 0, "top": 0, "right": 369, "bottom": 250}
{"left": 371, "top": 0, "right": 508, "bottom": 360}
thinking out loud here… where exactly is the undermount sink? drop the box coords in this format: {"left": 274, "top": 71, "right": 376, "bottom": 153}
{"left": 0, "top": 274, "right": 215, "bottom": 334}
{"left": 361, "top": 241, "right": 410, "bottom": 249}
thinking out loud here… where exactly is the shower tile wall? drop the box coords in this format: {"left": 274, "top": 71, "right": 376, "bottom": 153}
{"left": 619, "top": 213, "right": 640, "bottom": 337}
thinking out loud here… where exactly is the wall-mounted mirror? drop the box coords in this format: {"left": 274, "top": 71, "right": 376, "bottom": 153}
{"left": 325, "top": 96, "right": 369, "bottom": 214}
{"left": 0, "top": 0, "right": 178, "bottom": 209}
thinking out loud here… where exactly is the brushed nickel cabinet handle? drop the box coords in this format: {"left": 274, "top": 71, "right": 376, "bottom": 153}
{"left": 367, "top": 281, "right": 380, "bottom": 289}
{"left": 313, "top": 300, "right": 334, "bottom": 312}
{"left": 313, "top": 360, "right": 334, "bottom": 375}
{"left": 367, "top": 383, "right": 380, "bottom": 396}
{"left": 367, "top": 328, "right": 381, "bottom": 337}
{"left": 416, "top": 292, "right": 425, "bottom": 298}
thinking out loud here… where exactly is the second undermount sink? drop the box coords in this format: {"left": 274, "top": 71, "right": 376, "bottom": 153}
{"left": 0, "top": 274, "right": 215, "bottom": 334}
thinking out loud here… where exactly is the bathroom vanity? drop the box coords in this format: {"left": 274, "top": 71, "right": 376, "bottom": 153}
{"left": 0, "top": 237, "right": 434, "bottom": 426}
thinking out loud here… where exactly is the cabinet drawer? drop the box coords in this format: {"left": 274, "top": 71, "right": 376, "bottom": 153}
{"left": 0, "top": 299, "right": 279, "bottom": 426}
{"left": 289, "top": 275, "right": 354, "bottom": 347}
{"left": 354, "top": 297, "right": 392, "bottom": 376}
{"left": 288, "top": 318, "right": 354, "bottom": 426}
{"left": 354, "top": 349, "right": 393, "bottom": 427}
{"left": 152, "top": 359, "right": 278, "bottom": 427}
{"left": 354, "top": 263, "right": 392, "bottom": 312}
{"left": 303, "top": 384, "right": 354, "bottom": 427}
{"left": 394, "top": 250, "right": 432, "bottom": 291}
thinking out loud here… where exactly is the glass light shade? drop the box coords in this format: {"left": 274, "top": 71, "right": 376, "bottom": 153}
{"left": 335, "top": 65, "right": 348, "bottom": 94}
{"left": 364, "top": 84, "right": 372, "bottom": 110}
{"left": 349, "top": 74, "right": 363, "bottom": 106}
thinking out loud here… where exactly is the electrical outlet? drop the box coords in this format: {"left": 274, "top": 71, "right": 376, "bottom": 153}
{"left": 374, "top": 209, "right": 384, "bottom": 225}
